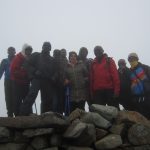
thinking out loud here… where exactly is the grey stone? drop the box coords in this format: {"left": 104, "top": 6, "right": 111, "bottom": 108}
{"left": 63, "top": 121, "right": 96, "bottom": 146}
{"left": 49, "top": 134, "right": 62, "bottom": 146}
{"left": 14, "top": 130, "right": 29, "bottom": 143}
{"left": 110, "top": 123, "right": 125, "bottom": 135}
{"left": 123, "top": 145, "right": 150, "bottom": 150}
{"left": 95, "top": 128, "right": 108, "bottom": 140}
{"left": 31, "top": 136, "right": 49, "bottom": 149}
{"left": 95, "top": 134, "right": 122, "bottom": 150}
{"left": 90, "top": 104, "right": 118, "bottom": 121}
{"left": 67, "top": 146, "right": 93, "bottom": 150}
{"left": 116, "top": 111, "right": 150, "bottom": 127}
{"left": 81, "top": 112, "right": 112, "bottom": 129}
{"left": 26, "top": 145, "right": 34, "bottom": 150}
{"left": 0, "top": 127, "right": 10, "bottom": 138}
{"left": 42, "top": 147, "right": 58, "bottom": 150}
{"left": 0, "top": 112, "right": 69, "bottom": 129}
{"left": 63, "top": 121, "right": 87, "bottom": 139}
{"left": 128, "top": 124, "right": 150, "bottom": 145}
{"left": 23, "top": 128, "right": 54, "bottom": 138}
{"left": 0, "top": 143, "right": 26, "bottom": 150}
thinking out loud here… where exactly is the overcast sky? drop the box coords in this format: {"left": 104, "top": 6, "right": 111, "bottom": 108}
{"left": 0, "top": 0, "right": 150, "bottom": 116}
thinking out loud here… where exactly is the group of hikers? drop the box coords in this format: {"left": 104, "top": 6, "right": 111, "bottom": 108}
{"left": 0, "top": 41, "right": 150, "bottom": 119}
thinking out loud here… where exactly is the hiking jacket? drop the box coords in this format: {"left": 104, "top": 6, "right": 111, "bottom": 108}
{"left": 118, "top": 67, "right": 131, "bottom": 95}
{"left": 10, "top": 52, "right": 29, "bottom": 85}
{"left": 130, "top": 62, "right": 150, "bottom": 95}
{"left": 90, "top": 55, "right": 120, "bottom": 95}
{"left": 65, "top": 62, "right": 88, "bottom": 102}
{"left": 26, "top": 52, "right": 55, "bottom": 82}
{"left": 0, "top": 56, "right": 15, "bottom": 80}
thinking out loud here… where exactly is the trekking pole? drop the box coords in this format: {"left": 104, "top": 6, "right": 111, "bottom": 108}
{"left": 34, "top": 102, "right": 38, "bottom": 115}
{"left": 65, "top": 85, "right": 70, "bottom": 116}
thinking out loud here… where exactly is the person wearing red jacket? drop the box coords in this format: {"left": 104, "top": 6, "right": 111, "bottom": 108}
{"left": 10, "top": 44, "right": 33, "bottom": 116}
{"left": 90, "top": 46, "right": 120, "bottom": 109}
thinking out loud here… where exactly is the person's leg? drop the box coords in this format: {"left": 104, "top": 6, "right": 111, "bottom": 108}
{"left": 92, "top": 90, "right": 106, "bottom": 105}
{"left": 4, "top": 79, "right": 13, "bottom": 117}
{"left": 19, "top": 79, "right": 40, "bottom": 116}
{"left": 106, "top": 89, "right": 120, "bottom": 109}
{"left": 40, "top": 80, "right": 53, "bottom": 114}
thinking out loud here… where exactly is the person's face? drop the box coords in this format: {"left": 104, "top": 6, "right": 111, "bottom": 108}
{"left": 61, "top": 50, "right": 67, "bottom": 57}
{"left": 8, "top": 49, "right": 16, "bottom": 57}
{"left": 94, "top": 49, "right": 103, "bottom": 58}
{"left": 70, "top": 54, "right": 77, "bottom": 64}
{"left": 80, "top": 49, "right": 88, "bottom": 58}
{"left": 118, "top": 63, "right": 126, "bottom": 69}
{"left": 128, "top": 56, "right": 138, "bottom": 63}
{"left": 42, "top": 43, "right": 51, "bottom": 54}
{"left": 25, "top": 48, "right": 32, "bottom": 57}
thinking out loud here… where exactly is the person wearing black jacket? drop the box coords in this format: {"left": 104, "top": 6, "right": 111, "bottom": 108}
{"left": 20, "top": 42, "right": 55, "bottom": 115}
{"left": 118, "top": 59, "right": 133, "bottom": 110}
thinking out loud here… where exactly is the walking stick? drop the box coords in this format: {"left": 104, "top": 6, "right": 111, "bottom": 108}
{"left": 34, "top": 102, "right": 38, "bottom": 115}
{"left": 65, "top": 85, "right": 71, "bottom": 116}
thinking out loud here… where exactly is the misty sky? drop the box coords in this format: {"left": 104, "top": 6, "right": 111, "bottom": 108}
{"left": 0, "top": 0, "right": 150, "bottom": 116}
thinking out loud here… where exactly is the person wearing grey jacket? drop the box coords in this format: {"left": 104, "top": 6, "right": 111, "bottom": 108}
{"left": 64, "top": 51, "right": 88, "bottom": 113}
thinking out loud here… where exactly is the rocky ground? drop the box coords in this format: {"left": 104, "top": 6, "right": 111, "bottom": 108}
{"left": 0, "top": 104, "right": 150, "bottom": 150}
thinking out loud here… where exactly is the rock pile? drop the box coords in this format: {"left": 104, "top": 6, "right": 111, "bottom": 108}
{"left": 0, "top": 104, "right": 150, "bottom": 150}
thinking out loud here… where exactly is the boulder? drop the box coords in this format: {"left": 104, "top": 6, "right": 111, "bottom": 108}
{"left": 23, "top": 128, "right": 54, "bottom": 138}
{"left": 95, "top": 134, "right": 122, "bottom": 150}
{"left": 0, "top": 112, "right": 69, "bottom": 129}
{"left": 90, "top": 104, "right": 118, "bottom": 121}
{"left": 128, "top": 124, "right": 150, "bottom": 145}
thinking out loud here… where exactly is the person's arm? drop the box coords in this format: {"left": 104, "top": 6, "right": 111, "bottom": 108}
{"left": 0, "top": 59, "right": 6, "bottom": 79}
{"left": 109, "top": 58, "right": 120, "bottom": 97}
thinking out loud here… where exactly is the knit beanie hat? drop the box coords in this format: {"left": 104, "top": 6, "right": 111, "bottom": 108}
{"left": 128, "top": 52, "right": 139, "bottom": 60}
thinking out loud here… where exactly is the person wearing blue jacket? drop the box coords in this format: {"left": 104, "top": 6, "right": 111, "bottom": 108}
{"left": 0, "top": 47, "right": 16, "bottom": 117}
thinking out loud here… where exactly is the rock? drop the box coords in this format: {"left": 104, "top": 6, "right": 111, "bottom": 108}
{"left": 110, "top": 123, "right": 125, "bottom": 135}
{"left": 123, "top": 145, "right": 150, "bottom": 150}
{"left": 68, "top": 108, "right": 85, "bottom": 122}
{"left": 95, "top": 134, "right": 122, "bottom": 150}
{"left": 67, "top": 146, "right": 93, "bottom": 150}
{"left": 0, "top": 127, "right": 10, "bottom": 138}
{"left": 63, "top": 121, "right": 96, "bottom": 146}
{"left": 0, "top": 143, "right": 26, "bottom": 150}
{"left": 31, "top": 136, "right": 49, "bottom": 149}
{"left": 14, "top": 130, "right": 29, "bottom": 143}
{"left": 23, "top": 128, "right": 54, "bottom": 138}
{"left": 128, "top": 124, "right": 150, "bottom": 145}
{"left": 90, "top": 104, "right": 118, "bottom": 121}
{"left": 116, "top": 111, "right": 150, "bottom": 127}
{"left": 42, "top": 147, "right": 58, "bottom": 150}
{"left": 0, "top": 112, "right": 69, "bottom": 129}
{"left": 26, "top": 145, "right": 35, "bottom": 150}
{"left": 81, "top": 112, "right": 112, "bottom": 129}
{"left": 63, "top": 120, "right": 87, "bottom": 139}
{"left": 49, "top": 134, "right": 62, "bottom": 146}
{"left": 96, "top": 128, "right": 108, "bottom": 140}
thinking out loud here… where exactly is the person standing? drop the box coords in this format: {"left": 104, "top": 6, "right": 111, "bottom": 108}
{"left": 19, "top": 42, "right": 55, "bottom": 115}
{"left": 64, "top": 51, "right": 88, "bottom": 113}
{"left": 90, "top": 46, "right": 120, "bottom": 108}
{"left": 128, "top": 52, "right": 150, "bottom": 119}
{"left": 118, "top": 59, "right": 132, "bottom": 110}
{"left": 0, "top": 47, "right": 16, "bottom": 117}
{"left": 78, "top": 47, "right": 93, "bottom": 107}
{"left": 10, "top": 44, "right": 33, "bottom": 116}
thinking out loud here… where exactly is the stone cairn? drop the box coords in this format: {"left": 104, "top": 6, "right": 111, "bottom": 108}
{"left": 0, "top": 104, "right": 150, "bottom": 150}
